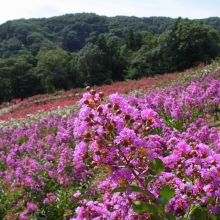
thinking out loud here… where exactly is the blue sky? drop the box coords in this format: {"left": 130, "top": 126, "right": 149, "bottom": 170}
{"left": 0, "top": 0, "right": 220, "bottom": 25}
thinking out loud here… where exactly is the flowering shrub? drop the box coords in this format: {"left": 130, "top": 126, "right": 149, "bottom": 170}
{"left": 0, "top": 63, "right": 219, "bottom": 219}
{"left": 0, "top": 113, "right": 93, "bottom": 219}
{"left": 70, "top": 85, "right": 220, "bottom": 219}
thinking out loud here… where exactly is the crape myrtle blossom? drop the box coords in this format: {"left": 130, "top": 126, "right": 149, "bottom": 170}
{"left": 0, "top": 70, "right": 220, "bottom": 219}
{"left": 72, "top": 79, "right": 220, "bottom": 218}
{"left": 70, "top": 194, "right": 151, "bottom": 219}
{"left": 20, "top": 210, "right": 29, "bottom": 220}
{"left": 0, "top": 113, "right": 92, "bottom": 218}
{"left": 73, "top": 90, "right": 161, "bottom": 167}
{"left": 43, "top": 192, "right": 57, "bottom": 204}
{"left": 140, "top": 71, "right": 220, "bottom": 127}
{"left": 72, "top": 89, "right": 168, "bottom": 218}
{"left": 26, "top": 202, "right": 38, "bottom": 212}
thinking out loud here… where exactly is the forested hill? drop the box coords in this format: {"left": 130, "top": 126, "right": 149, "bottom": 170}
{"left": 0, "top": 13, "right": 174, "bottom": 57}
{"left": 0, "top": 14, "right": 220, "bottom": 103}
{"left": 0, "top": 13, "right": 220, "bottom": 58}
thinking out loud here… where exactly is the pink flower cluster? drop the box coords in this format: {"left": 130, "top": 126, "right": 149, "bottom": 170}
{"left": 0, "top": 69, "right": 219, "bottom": 219}
{"left": 71, "top": 71, "right": 220, "bottom": 219}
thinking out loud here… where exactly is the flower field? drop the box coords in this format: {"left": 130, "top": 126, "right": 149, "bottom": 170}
{"left": 0, "top": 62, "right": 209, "bottom": 122}
{"left": 0, "top": 62, "right": 220, "bottom": 219}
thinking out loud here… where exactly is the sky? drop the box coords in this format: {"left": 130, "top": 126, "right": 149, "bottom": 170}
{"left": 0, "top": 0, "right": 220, "bottom": 25}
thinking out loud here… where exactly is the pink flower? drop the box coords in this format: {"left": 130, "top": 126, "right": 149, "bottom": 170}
{"left": 43, "top": 193, "right": 57, "bottom": 204}
{"left": 73, "top": 191, "right": 81, "bottom": 199}
{"left": 27, "top": 202, "right": 38, "bottom": 212}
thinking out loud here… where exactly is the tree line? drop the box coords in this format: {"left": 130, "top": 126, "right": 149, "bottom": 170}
{"left": 0, "top": 13, "right": 220, "bottom": 58}
{"left": 0, "top": 17, "right": 220, "bottom": 102}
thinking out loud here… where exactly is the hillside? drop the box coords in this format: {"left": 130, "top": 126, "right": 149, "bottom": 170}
{"left": 0, "top": 61, "right": 219, "bottom": 219}
{"left": 0, "top": 60, "right": 219, "bottom": 123}
{"left": 0, "top": 15, "right": 219, "bottom": 103}
{"left": 0, "top": 13, "right": 220, "bottom": 58}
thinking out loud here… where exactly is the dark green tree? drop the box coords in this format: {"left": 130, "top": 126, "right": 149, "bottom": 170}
{"left": 0, "top": 55, "right": 39, "bottom": 101}
{"left": 73, "top": 43, "right": 109, "bottom": 86}
{"left": 107, "top": 39, "right": 126, "bottom": 81}
{"left": 134, "top": 32, "right": 143, "bottom": 51}
{"left": 96, "top": 34, "right": 108, "bottom": 53}
{"left": 161, "top": 18, "right": 220, "bottom": 72}
{"left": 36, "top": 47, "right": 71, "bottom": 93}
{"left": 125, "top": 45, "right": 164, "bottom": 79}
{"left": 26, "top": 32, "right": 44, "bottom": 45}
{"left": 123, "top": 29, "right": 136, "bottom": 51}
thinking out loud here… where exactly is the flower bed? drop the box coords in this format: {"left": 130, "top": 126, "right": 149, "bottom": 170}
{"left": 0, "top": 64, "right": 219, "bottom": 219}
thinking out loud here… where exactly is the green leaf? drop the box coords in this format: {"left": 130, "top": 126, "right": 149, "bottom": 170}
{"left": 151, "top": 216, "right": 160, "bottom": 220}
{"left": 145, "top": 175, "right": 156, "bottom": 184}
{"left": 112, "top": 184, "right": 155, "bottom": 198}
{"left": 210, "top": 215, "right": 218, "bottom": 220}
{"left": 139, "top": 186, "right": 155, "bottom": 197}
{"left": 159, "top": 185, "right": 175, "bottom": 206}
{"left": 164, "top": 211, "right": 175, "bottom": 220}
{"left": 193, "top": 208, "right": 207, "bottom": 220}
{"left": 155, "top": 197, "right": 166, "bottom": 205}
{"left": 130, "top": 181, "right": 138, "bottom": 186}
{"left": 132, "top": 201, "right": 158, "bottom": 213}
{"left": 129, "top": 185, "right": 145, "bottom": 193}
{"left": 184, "top": 177, "right": 192, "bottom": 183}
{"left": 185, "top": 203, "right": 199, "bottom": 218}
{"left": 131, "top": 185, "right": 155, "bottom": 198}
{"left": 150, "top": 158, "right": 165, "bottom": 174}
{"left": 112, "top": 186, "right": 127, "bottom": 193}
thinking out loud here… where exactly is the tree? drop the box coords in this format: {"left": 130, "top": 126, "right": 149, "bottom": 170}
{"left": 62, "top": 30, "right": 81, "bottom": 52}
{"left": 0, "top": 55, "right": 39, "bottom": 101}
{"left": 125, "top": 45, "right": 164, "bottom": 79}
{"left": 160, "top": 18, "right": 220, "bottom": 72}
{"left": 107, "top": 39, "right": 126, "bottom": 81}
{"left": 73, "top": 43, "right": 109, "bottom": 86}
{"left": 123, "top": 29, "right": 136, "bottom": 51}
{"left": 96, "top": 35, "right": 126, "bottom": 82}
{"left": 26, "top": 32, "right": 43, "bottom": 45}
{"left": 96, "top": 34, "right": 108, "bottom": 53}
{"left": 135, "top": 32, "right": 143, "bottom": 51}
{"left": 6, "top": 37, "right": 22, "bottom": 51}
{"left": 36, "top": 47, "right": 71, "bottom": 93}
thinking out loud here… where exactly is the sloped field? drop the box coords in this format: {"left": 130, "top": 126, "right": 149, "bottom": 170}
{"left": 0, "top": 62, "right": 220, "bottom": 219}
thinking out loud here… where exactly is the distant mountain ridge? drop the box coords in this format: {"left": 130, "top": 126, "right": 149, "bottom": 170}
{"left": 0, "top": 13, "right": 219, "bottom": 58}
